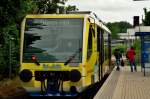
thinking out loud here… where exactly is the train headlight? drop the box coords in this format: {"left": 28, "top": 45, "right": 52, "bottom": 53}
{"left": 19, "top": 69, "right": 32, "bottom": 82}
{"left": 70, "top": 70, "right": 81, "bottom": 82}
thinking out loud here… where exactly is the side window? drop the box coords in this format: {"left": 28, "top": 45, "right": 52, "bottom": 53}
{"left": 97, "top": 27, "right": 100, "bottom": 52}
{"left": 87, "top": 26, "right": 93, "bottom": 60}
{"left": 101, "top": 30, "right": 104, "bottom": 63}
{"left": 104, "top": 32, "right": 109, "bottom": 60}
{"left": 97, "top": 27, "right": 104, "bottom": 64}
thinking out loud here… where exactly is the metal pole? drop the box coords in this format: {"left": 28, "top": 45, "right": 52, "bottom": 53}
{"left": 128, "top": 31, "right": 129, "bottom": 47}
{"left": 9, "top": 37, "right": 11, "bottom": 79}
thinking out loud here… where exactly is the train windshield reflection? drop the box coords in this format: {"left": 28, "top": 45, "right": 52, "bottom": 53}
{"left": 23, "top": 18, "right": 83, "bottom": 63}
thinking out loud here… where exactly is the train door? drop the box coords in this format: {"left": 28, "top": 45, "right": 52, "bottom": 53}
{"left": 97, "top": 27, "right": 101, "bottom": 81}
{"left": 97, "top": 27, "right": 104, "bottom": 81}
{"left": 103, "top": 32, "right": 110, "bottom": 74}
{"left": 86, "top": 24, "right": 96, "bottom": 84}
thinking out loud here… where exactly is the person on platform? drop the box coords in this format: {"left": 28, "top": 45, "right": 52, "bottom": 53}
{"left": 126, "top": 46, "right": 137, "bottom": 72}
{"left": 114, "top": 48, "right": 122, "bottom": 71}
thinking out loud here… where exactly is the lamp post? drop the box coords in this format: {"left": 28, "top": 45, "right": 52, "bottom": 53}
{"left": 9, "top": 36, "right": 14, "bottom": 79}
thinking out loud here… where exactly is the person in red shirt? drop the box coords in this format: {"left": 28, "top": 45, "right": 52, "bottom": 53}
{"left": 126, "top": 46, "right": 137, "bottom": 72}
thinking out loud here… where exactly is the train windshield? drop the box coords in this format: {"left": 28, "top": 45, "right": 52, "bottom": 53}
{"left": 23, "top": 18, "right": 83, "bottom": 63}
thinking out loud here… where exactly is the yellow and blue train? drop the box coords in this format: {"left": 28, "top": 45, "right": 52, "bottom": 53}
{"left": 19, "top": 11, "right": 113, "bottom": 96}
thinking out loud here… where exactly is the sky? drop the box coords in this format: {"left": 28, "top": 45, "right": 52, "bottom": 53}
{"left": 66, "top": 0, "right": 150, "bottom": 24}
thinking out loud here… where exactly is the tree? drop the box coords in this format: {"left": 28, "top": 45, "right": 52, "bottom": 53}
{"left": 0, "top": 0, "right": 36, "bottom": 77}
{"left": 106, "top": 21, "right": 132, "bottom": 39}
{"left": 35, "top": 0, "right": 78, "bottom": 14}
{"left": 143, "top": 8, "right": 150, "bottom": 26}
{"left": 66, "top": 5, "right": 79, "bottom": 12}
{"left": 0, "top": 0, "right": 78, "bottom": 77}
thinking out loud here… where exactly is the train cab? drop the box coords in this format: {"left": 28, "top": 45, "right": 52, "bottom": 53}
{"left": 19, "top": 12, "right": 112, "bottom": 96}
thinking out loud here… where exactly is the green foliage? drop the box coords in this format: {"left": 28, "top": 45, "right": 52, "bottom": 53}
{"left": 66, "top": 5, "right": 79, "bottom": 11}
{"left": 0, "top": 48, "right": 6, "bottom": 73}
{"left": 0, "top": 0, "right": 78, "bottom": 77}
{"left": 0, "top": 0, "right": 37, "bottom": 77}
{"left": 133, "top": 39, "right": 141, "bottom": 65}
{"left": 35, "top": 0, "right": 78, "bottom": 14}
{"left": 112, "top": 44, "right": 127, "bottom": 54}
{"left": 143, "top": 8, "right": 150, "bottom": 26}
{"left": 106, "top": 21, "right": 132, "bottom": 39}
{"left": 0, "top": 0, "right": 36, "bottom": 28}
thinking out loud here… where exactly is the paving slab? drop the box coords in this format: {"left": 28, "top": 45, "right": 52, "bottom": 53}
{"left": 94, "top": 66, "right": 150, "bottom": 99}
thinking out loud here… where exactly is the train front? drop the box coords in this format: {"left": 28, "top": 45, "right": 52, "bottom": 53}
{"left": 19, "top": 15, "right": 84, "bottom": 97}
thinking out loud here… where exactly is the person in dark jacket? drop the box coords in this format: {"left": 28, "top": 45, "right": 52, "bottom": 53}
{"left": 114, "top": 48, "right": 122, "bottom": 71}
{"left": 126, "top": 46, "right": 137, "bottom": 72}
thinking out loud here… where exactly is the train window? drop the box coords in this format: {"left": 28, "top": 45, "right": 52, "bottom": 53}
{"left": 101, "top": 30, "right": 104, "bottom": 63}
{"left": 104, "top": 32, "right": 109, "bottom": 60}
{"left": 87, "top": 27, "right": 93, "bottom": 60}
{"left": 97, "top": 27, "right": 100, "bottom": 52}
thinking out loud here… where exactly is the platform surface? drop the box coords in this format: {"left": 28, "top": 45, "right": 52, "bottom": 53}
{"left": 94, "top": 66, "right": 150, "bottom": 99}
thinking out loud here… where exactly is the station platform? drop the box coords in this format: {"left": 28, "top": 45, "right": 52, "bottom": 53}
{"left": 94, "top": 66, "right": 150, "bottom": 99}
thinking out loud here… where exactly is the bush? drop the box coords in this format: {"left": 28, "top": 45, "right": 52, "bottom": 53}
{"left": 0, "top": 48, "right": 7, "bottom": 74}
{"left": 133, "top": 40, "right": 141, "bottom": 65}
{"left": 112, "top": 44, "right": 127, "bottom": 55}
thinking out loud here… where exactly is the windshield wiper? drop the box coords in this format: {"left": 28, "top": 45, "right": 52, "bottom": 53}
{"left": 64, "top": 48, "right": 82, "bottom": 65}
